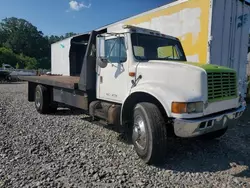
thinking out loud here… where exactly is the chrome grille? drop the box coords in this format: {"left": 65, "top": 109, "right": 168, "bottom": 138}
{"left": 207, "top": 72, "right": 237, "bottom": 102}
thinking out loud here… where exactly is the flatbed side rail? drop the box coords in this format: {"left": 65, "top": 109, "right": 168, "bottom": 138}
{"left": 18, "top": 76, "right": 80, "bottom": 90}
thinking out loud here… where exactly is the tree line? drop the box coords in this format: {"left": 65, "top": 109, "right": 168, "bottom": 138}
{"left": 0, "top": 17, "right": 77, "bottom": 70}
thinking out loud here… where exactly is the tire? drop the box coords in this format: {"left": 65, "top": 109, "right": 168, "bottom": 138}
{"left": 132, "top": 102, "right": 167, "bottom": 165}
{"left": 7, "top": 75, "right": 12, "bottom": 82}
{"left": 199, "top": 127, "right": 228, "bottom": 140}
{"left": 50, "top": 103, "right": 58, "bottom": 113}
{"left": 35, "top": 85, "right": 56, "bottom": 114}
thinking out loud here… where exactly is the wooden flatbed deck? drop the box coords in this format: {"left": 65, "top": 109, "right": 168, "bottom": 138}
{"left": 19, "top": 75, "right": 80, "bottom": 89}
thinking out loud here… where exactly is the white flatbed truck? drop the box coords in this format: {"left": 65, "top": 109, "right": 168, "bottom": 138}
{"left": 20, "top": 25, "right": 246, "bottom": 165}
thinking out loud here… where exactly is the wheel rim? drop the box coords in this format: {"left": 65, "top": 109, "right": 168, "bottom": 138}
{"left": 132, "top": 115, "right": 147, "bottom": 150}
{"left": 35, "top": 90, "right": 41, "bottom": 108}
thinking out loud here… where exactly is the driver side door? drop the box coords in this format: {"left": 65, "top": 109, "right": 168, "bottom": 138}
{"left": 96, "top": 35, "right": 129, "bottom": 103}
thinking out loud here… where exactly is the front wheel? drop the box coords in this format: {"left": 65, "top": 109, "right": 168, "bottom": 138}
{"left": 132, "top": 102, "right": 167, "bottom": 165}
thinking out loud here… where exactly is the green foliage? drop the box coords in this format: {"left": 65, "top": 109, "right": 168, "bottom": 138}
{"left": 46, "top": 32, "right": 77, "bottom": 45}
{"left": 0, "top": 47, "right": 38, "bottom": 69}
{"left": 248, "top": 76, "right": 250, "bottom": 87}
{"left": 0, "top": 17, "right": 78, "bottom": 70}
{"left": 15, "top": 63, "right": 19, "bottom": 69}
{"left": 37, "top": 57, "right": 51, "bottom": 70}
{"left": 18, "top": 53, "right": 38, "bottom": 69}
{"left": 0, "top": 17, "right": 49, "bottom": 59}
{"left": 0, "top": 47, "right": 18, "bottom": 68}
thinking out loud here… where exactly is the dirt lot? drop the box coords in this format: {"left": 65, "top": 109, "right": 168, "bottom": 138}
{"left": 0, "top": 82, "right": 250, "bottom": 188}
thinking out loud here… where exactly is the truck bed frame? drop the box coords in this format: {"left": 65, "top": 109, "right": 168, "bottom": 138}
{"left": 19, "top": 75, "right": 90, "bottom": 111}
{"left": 18, "top": 30, "right": 108, "bottom": 111}
{"left": 19, "top": 75, "right": 80, "bottom": 89}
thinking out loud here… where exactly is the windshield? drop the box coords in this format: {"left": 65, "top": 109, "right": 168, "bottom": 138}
{"left": 131, "top": 33, "right": 186, "bottom": 61}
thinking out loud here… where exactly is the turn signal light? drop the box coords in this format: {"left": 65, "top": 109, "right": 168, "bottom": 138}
{"left": 172, "top": 102, "right": 187, "bottom": 114}
{"left": 129, "top": 72, "right": 136, "bottom": 77}
{"left": 172, "top": 102, "right": 203, "bottom": 114}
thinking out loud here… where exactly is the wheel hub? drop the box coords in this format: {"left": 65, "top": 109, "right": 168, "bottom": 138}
{"left": 35, "top": 91, "right": 41, "bottom": 108}
{"left": 132, "top": 115, "right": 147, "bottom": 150}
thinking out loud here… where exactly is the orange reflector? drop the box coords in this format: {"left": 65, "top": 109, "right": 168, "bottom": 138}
{"left": 129, "top": 72, "right": 136, "bottom": 77}
{"left": 172, "top": 102, "right": 187, "bottom": 114}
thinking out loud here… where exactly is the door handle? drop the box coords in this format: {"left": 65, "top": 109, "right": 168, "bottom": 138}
{"left": 100, "top": 76, "right": 103, "bottom": 83}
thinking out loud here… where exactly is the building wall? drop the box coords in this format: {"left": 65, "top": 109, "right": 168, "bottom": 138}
{"left": 106, "top": 0, "right": 210, "bottom": 64}
{"left": 247, "top": 52, "right": 250, "bottom": 76}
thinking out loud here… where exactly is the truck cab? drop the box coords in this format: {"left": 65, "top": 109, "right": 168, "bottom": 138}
{"left": 20, "top": 25, "right": 246, "bottom": 165}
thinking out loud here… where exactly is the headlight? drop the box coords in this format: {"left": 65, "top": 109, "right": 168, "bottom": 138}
{"left": 172, "top": 102, "right": 203, "bottom": 114}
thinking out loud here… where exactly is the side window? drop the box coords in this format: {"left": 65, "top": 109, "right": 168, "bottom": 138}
{"left": 89, "top": 44, "right": 96, "bottom": 57}
{"left": 157, "top": 45, "right": 180, "bottom": 59}
{"left": 105, "top": 37, "right": 127, "bottom": 63}
{"left": 133, "top": 46, "right": 145, "bottom": 57}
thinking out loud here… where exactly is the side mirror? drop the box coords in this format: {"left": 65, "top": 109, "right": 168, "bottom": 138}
{"left": 96, "top": 36, "right": 108, "bottom": 68}
{"left": 97, "top": 57, "right": 108, "bottom": 68}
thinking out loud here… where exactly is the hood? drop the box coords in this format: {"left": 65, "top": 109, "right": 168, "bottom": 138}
{"left": 132, "top": 60, "right": 239, "bottom": 118}
{"left": 146, "top": 60, "right": 236, "bottom": 73}
{"left": 135, "top": 60, "right": 208, "bottom": 102}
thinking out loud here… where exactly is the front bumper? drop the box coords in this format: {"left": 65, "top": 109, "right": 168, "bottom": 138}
{"left": 173, "top": 105, "right": 246, "bottom": 138}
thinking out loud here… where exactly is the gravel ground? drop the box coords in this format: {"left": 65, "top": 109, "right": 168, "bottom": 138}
{"left": 0, "top": 83, "right": 250, "bottom": 188}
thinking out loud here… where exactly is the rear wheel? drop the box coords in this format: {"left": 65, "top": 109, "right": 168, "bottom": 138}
{"left": 35, "top": 85, "right": 57, "bottom": 114}
{"left": 50, "top": 103, "right": 58, "bottom": 113}
{"left": 132, "top": 102, "right": 167, "bottom": 165}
